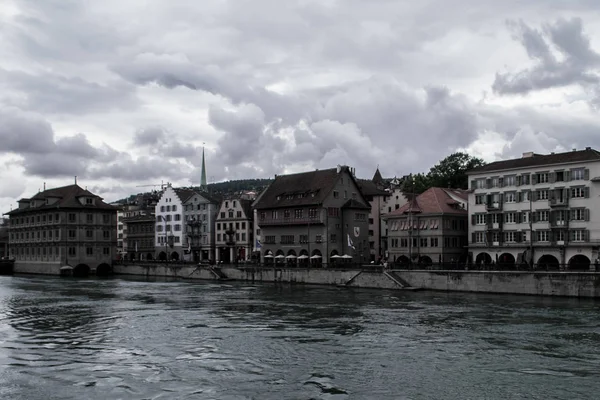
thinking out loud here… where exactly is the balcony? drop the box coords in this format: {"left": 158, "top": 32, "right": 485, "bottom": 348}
{"left": 549, "top": 197, "right": 568, "bottom": 207}
{"left": 485, "top": 202, "right": 502, "bottom": 211}
{"left": 486, "top": 221, "right": 502, "bottom": 230}
{"left": 225, "top": 229, "right": 236, "bottom": 235}
{"left": 225, "top": 240, "right": 236, "bottom": 246}
{"left": 549, "top": 219, "right": 567, "bottom": 228}
{"left": 259, "top": 216, "right": 324, "bottom": 226}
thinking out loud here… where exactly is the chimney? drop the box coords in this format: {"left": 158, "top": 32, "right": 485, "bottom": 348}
{"left": 337, "top": 165, "right": 341, "bottom": 173}
{"left": 572, "top": 148, "right": 576, "bottom": 152}
{"left": 522, "top": 152, "right": 534, "bottom": 158}
{"left": 586, "top": 146, "right": 591, "bottom": 150}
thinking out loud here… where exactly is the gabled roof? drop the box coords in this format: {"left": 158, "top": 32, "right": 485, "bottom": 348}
{"left": 468, "top": 148, "right": 600, "bottom": 174}
{"left": 372, "top": 168, "right": 384, "bottom": 185}
{"left": 357, "top": 179, "right": 388, "bottom": 197}
{"left": 4, "top": 184, "right": 116, "bottom": 215}
{"left": 173, "top": 188, "right": 196, "bottom": 203}
{"left": 253, "top": 167, "right": 370, "bottom": 210}
{"left": 342, "top": 199, "right": 370, "bottom": 210}
{"left": 253, "top": 168, "right": 340, "bottom": 209}
{"left": 385, "top": 187, "right": 467, "bottom": 217}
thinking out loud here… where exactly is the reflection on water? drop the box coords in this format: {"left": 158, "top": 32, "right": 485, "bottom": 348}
{"left": 1, "top": 275, "right": 600, "bottom": 399}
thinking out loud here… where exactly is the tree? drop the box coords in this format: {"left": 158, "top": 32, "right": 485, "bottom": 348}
{"left": 399, "top": 173, "right": 431, "bottom": 197}
{"left": 427, "top": 152, "right": 486, "bottom": 189}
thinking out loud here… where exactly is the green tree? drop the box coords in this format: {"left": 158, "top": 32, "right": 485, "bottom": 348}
{"left": 427, "top": 152, "right": 485, "bottom": 189}
{"left": 399, "top": 173, "right": 431, "bottom": 196}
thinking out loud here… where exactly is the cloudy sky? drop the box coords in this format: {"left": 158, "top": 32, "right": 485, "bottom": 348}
{"left": 2, "top": 0, "right": 600, "bottom": 212}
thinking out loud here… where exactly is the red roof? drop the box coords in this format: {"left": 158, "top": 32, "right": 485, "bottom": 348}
{"left": 387, "top": 187, "right": 467, "bottom": 216}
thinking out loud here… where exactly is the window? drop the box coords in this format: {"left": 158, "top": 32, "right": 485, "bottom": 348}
{"left": 241, "top": 233, "right": 246, "bottom": 241}
{"left": 420, "top": 238, "right": 428, "bottom": 247}
{"left": 68, "top": 213, "right": 76, "bottom": 222}
{"left": 228, "top": 210, "right": 234, "bottom": 218}
{"left": 281, "top": 235, "right": 294, "bottom": 244}
{"left": 328, "top": 208, "right": 339, "bottom": 217}
{"left": 299, "top": 234, "right": 308, "bottom": 243}
{"left": 259, "top": 212, "right": 266, "bottom": 220}
{"left": 241, "top": 222, "right": 246, "bottom": 229}
{"left": 221, "top": 212, "right": 225, "bottom": 218}
{"left": 430, "top": 237, "right": 438, "bottom": 247}
{"left": 476, "top": 179, "right": 486, "bottom": 189}
{"left": 536, "top": 172, "right": 549, "bottom": 184}
{"left": 175, "top": 224, "right": 181, "bottom": 231}
{"left": 236, "top": 211, "right": 242, "bottom": 218}
{"left": 86, "top": 247, "right": 93, "bottom": 256}
{"left": 217, "top": 234, "right": 221, "bottom": 241}
{"left": 86, "top": 229, "right": 93, "bottom": 238}
{"left": 355, "top": 213, "right": 367, "bottom": 221}
{"left": 103, "top": 247, "right": 109, "bottom": 255}
{"left": 572, "top": 168, "right": 585, "bottom": 180}
{"left": 570, "top": 208, "right": 587, "bottom": 221}
{"left": 570, "top": 229, "right": 587, "bottom": 242}
{"left": 536, "top": 230, "right": 550, "bottom": 242}
{"left": 534, "top": 210, "right": 549, "bottom": 222}
{"left": 68, "top": 247, "right": 76, "bottom": 256}
{"left": 264, "top": 235, "right": 276, "bottom": 244}
{"left": 570, "top": 187, "right": 586, "bottom": 198}
{"left": 68, "top": 230, "right": 76, "bottom": 239}
{"left": 330, "top": 234, "right": 336, "bottom": 243}
{"left": 161, "top": 206, "right": 165, "bottom": 212}
{"left": 315, "top": 235, "right": 323, "bottom": 243}
{"left": 475, "top": 195, "right": 484, "bottom": 205}
{"left": 86, "top": 214, "right": 93, "bottom": 223}
{"left": 536, "top": 190, "right": 549, "bottom": 201}
{"left": 504, "top": 175, "right": 515, "bottom": 186}
{"left": 505, "top": 212, "right": 516, "bottom": 224}
{"left": 333, "top": 191, "right": 339, "bottom": 199}
{"left": 172, "top": 205, "right": 177, "bottom": 212}
{"left": 475, "top": 214, "right": 486, "bottom": 225}
{"left": 295, "top": 209, "right": 303, "bottom": 218}
{"left": 555, "top": 230, "right": 566, "bottom": 242}
{"left": 555, "top": 171, "right": 565, "bottom": 182}
{"left": 174, "top": 214, "right": 181, "bottom": 221}
{"left": 504, "top": 192, "right": 516, "bottom": 203}
{"left": 504, "top": 231, "right": 516, "bottom": 243}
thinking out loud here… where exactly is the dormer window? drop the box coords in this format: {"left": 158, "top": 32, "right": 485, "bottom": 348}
{"left": 85, "top": 198, "right": 93, "bottom": 205}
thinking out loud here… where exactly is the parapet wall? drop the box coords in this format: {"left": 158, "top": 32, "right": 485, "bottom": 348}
{"left": 108, "top": 264, "right": 600, "bottom": 298}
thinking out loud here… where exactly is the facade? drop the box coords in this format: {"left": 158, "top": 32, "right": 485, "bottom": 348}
{"left": 154, "top": 185, "right": 189, "bottom": 261}
{"left": 358, "top": 169, "right": 391, "bottom": 262}
{"left": 468, "top": 148, "right": 600, "bottom": 270}
{"left": 379, "top": 181, "right": 410, "bottom": 260}
{"left": 3, "top": 184, "right": 117, "bottom": 274}
{"left": 0, "top": 218, "right": 8, "bottom": 259}
{"left": 253, "top": 165, "right": 371, "bottom": 266}
{"left": 123, "top": 214, "right": 156, "bottom": 261}
{"left": 215, "top": 197, "right": 253, "bottom": 263}
{"left": 183, "top": 191, "right": 219, "bottom": 262}
{"left": 385, "top": 187, "right": 468, "bottom": 266}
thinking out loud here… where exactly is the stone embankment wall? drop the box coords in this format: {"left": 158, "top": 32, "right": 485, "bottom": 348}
{"left": 112, "top": 264, "right": 600, "bottom": 298}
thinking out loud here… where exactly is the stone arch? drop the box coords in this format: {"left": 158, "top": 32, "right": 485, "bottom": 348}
{"left": 475, "top": 252, "right": 492, "bottom": 266}
{"left": 146, "top": 253, "right": 154, "bottom": 261}
{"left": 396, "top": 255, "right": 410, "bottom": 266}
{"left": 419, "top": 255, "right": 433, "bottom": 266}
{"left": 96, "top": 263, "right": 112, "bottom": 276}
{"left": 568, "top": 254, "right": 590, "bottom": 271}
{"left": 329, "top": 249, "right": 340, "bottom": 264}
{"left": 287, "top": 249, "right": 297, "bottom": 257}
{"left": 275, "top": 249, "right": 285, "bottom": 263}
{"left": 73, "top": 264, "right": 90, "bottom": 277}
{"left": 311, "top": 249, "right": 322, "bottom": 257}
{"left": 158, "top": 251, "right": 167, "bottom": 261}
{"left": 498, "top": 253, "right": 516, "bottom": 269}
{"left": 537, "top": 254, "right": 560, "bottom": 271}
{"left": 170, "top": 251, "right": 179, "bottom": 261}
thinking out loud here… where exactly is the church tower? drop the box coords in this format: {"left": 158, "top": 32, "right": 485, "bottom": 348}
{"left": 200, "top": 145, "right": 207, "bottom": 192}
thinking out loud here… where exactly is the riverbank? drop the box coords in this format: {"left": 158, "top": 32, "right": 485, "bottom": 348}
{"left": 112, "top": 263, "right": 600, "bottom": 298}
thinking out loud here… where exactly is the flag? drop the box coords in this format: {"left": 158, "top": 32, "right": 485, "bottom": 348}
{"left": 187, "top": 241, "right": 191, "bottom": 253}
{"left": 347, "top": 234, "right": 355, "bottom": 250}
{"left": 256, "top": 239, "right": 262, "bottom": 249}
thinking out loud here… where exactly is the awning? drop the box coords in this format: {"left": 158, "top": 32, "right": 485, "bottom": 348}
{"left": 297, "top": 255, "right": 309, "bottom": 260}
{"left": 285, "top": 255, "right": 297, "bottom": 259}
{"left": 264, "top": 254, "right": 274, "bottom": 258}
{"left": 310, "top": 255, "right": 322, "bottom": 259}
{"left": 341, "top": 254, "right": 352, "bottom": 259}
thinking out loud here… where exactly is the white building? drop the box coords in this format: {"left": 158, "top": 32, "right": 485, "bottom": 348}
{"left": 467, "top": 148, "right": 600, "bottom": 270}
{"left": 215, "top": 197, "right": 254, "bottom": 264}
{"left": 154, "top": 185, "right": 189, "bottom": 261}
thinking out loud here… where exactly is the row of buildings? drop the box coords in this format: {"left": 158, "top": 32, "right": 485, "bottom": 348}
{"left": 3, "top": 147, "right": 600, "bottom": 272}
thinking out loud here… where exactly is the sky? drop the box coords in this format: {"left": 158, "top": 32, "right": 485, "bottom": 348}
{"left": 2, "top": 0, "right": 600, "bottom": 213}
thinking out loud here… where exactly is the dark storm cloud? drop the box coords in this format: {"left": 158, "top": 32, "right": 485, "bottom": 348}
{"left": 493, "top": 18, "right": 600, "bottom": 97}
{"left": 134, "top": 126, "right": 166, "bottom": 146}
{"left": 0, "top": 107, "right": 55, "bottom": 153}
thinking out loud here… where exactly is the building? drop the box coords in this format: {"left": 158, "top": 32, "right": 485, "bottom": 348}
{"left": 154, "top": 185, "right": 189, "bottom": 261}
{"left": 183, "top": 191, "right": 220, "bottom": 262}
{"left": 252, "top": 186, "right": 270, "bottom": 258}
{"left": 0, "top": 218, "right": 8, "bottom": 259}
{"left": 385, "top": 187, "right": 468, "bottom": 266}
{"left": 379, "top": 178, "right": 410, "bottom": 260}
{"left": 123, "top": 214, "right": 156, "bottom": 261}
{"left": 358, "top": 168, "right": 391, "bottom": 262}
{"left": 253, "top": 165, "right": 371, "bottom": 266}
{"left": 215, "top": 197, "right": 253, "bottom": 263}
{"left": 467, "top": 148, "right": 600, "bottom": 270}
{"left": 3, "top": 184, "right": 117, "bottom": 275}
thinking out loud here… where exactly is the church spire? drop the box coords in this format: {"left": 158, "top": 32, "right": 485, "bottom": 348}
{"left": 200, "top": 143, "right": 207, "bottom": 191}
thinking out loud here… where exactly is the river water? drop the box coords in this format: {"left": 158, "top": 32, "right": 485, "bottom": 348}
{"left": 1, "top": 276, "right": 599, "bottom": 400}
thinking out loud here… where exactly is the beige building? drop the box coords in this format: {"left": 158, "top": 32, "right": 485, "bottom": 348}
{"left": 385, "top": 187, "right": 468, "bottom": 266}
{"left": 183, "top": 192, "right": 219, "bottom": 262}
{"left": 467, "top": 148, "right": 600, "bottom": 270}
{"left": 4, "top": 184, "right": 117, "bottom": 276}
{"left": 215, "top": 198, "right": 253, "bottom": 263}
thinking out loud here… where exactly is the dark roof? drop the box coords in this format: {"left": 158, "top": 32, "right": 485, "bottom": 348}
{"left": 386, "top": 187, "right": 467, "bottom": 217}
{"left": 254, "top": 167, "right": 371, "bottom": 210}
{"left": 4, "top": 184, "right": 116, "bottom": 216}
{"left": 357, "top": 179, "right": 388, "bottom": 197}
{"left": 468, "top": 148, "right": 600, "bottom": 174}
{"left": 253, "top": 168, "right": 339, "bottom": 209}
{"left": 173, "top": 188, "right": 197, "bottom": 203}
{"left": 123, "top": 214, "right": 155, "bottom": 223}
{"left": 342, "top": 199, "right": 370, "bottom": 210}
{"left": 372, "top": 168, "right": 384, "bottom": 185}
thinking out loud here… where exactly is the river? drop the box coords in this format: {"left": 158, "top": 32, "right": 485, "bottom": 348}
{"left": 0, "top": 275, "right": 599, "bottom": 399}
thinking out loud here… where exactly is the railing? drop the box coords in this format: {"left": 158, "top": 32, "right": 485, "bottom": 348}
{"left": 549, "top": 197, "right": 568, "bottom": 207}
{"left": 390, "top": 262, "right": 599, "bottom": 272}
{"left": 485, "top": 202, "right": 503, "bottom": 211}
{"left": 258, "top": 216, "right": 324, "bottom": 226}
